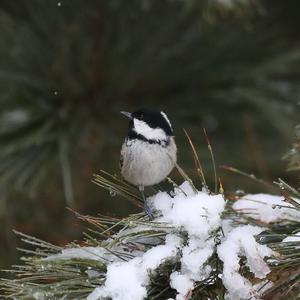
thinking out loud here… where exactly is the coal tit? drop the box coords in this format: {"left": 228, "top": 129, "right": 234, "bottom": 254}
{"left": 120, "top": 108, "right": 177, "bottom": 218}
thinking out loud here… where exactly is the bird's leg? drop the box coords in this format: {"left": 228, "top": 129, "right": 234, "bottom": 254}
{"left": 139, "top": 185, "right": 153, "bottom": 220}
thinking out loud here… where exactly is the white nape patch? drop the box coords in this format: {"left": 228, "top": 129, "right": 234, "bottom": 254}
{"left": 133, "top": 118, "right": 167, "bottom": 141}
{"left": 161, "top": 111, "right": 172, "bottom": 130}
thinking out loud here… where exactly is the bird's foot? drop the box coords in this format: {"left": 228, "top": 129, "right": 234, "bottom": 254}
{"left": 144, "top": 200, "right": 153, "bottom": 221}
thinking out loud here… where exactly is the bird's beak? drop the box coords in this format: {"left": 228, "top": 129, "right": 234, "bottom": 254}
{"left": 120, "top": 111, "right": 132, "bottom": 120}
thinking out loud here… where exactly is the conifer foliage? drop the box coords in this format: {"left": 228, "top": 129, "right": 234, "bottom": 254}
{"left": 0, "top": 1, "right": 300, "bottom": 298}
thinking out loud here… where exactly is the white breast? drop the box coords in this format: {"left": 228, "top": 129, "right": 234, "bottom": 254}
{"left": 121, "top": 138, "right": 177, "bottom": 187}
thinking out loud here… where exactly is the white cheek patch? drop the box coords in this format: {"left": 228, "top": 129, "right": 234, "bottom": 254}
{"left": 161, "top": 111, "right": 173, "bottom": 131}
{"left": 133, "top": 118, "right": 167, "bottom": 141}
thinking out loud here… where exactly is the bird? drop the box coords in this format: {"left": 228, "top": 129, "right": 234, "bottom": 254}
{"left": 120, "top": 108, "right": 177, "bottom": 219}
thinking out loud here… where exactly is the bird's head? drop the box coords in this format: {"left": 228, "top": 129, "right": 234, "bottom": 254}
{"left": 121, "top": 108, "right": 174, "bottom": 142}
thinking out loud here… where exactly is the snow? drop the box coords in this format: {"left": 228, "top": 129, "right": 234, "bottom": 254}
{"left": 88, "top": 258, "right": 146, "bottom": 300}
{"left": 217, "top": 225, "right": 273, "bottom": 300}
{"left": 149, "top": 183, "right": 226, "bottom": 299}
{"left": 86, "top": 182, "right": 227, "bottom": 300}
{"left": 233, "top": 193, "right": 300, "bottom": 223}
{"left": 170, "top": 272, "right": 193, "bottom": 300}
{"left": 46, "top": 182, "right": 275, "bottom": 300}
{"left": 151, "top": 189, "right": 225, "bottom": 238}
{"left": 87, "top": 233, "right": 180, "bottom": 300}
{"left": 180, "top": 237, "right": 214, "bottom": 280}
{"left": 86, "top": 183, "right": 274, "bottom": 300}
{"left": 283, "top": 231, "right": 300, "bottom": 243}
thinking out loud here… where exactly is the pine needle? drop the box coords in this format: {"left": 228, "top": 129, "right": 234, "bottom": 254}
{"left": 220, "top": 165, "right": 279, "bottom": 192}
{"left": 92, "top": 172, "right": 143, "bottom": 208}
{"left": 174, "top": 162, "right": 197, "bottom": 193}
{"left": 183, "top": 128, "right": 208, "bottom": 191}
{"left": 203, "top": 128, "right": 218, "bottom": 194}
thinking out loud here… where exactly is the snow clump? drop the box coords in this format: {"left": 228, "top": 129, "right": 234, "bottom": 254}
{"left": 233, "top": 193, "right": 300, "bottom": 223}
{"left": 47, "top": 182, "right": 274, "bottom": 300}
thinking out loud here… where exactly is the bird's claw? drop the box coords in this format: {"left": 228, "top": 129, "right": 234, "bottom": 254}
{"left": 144, "top": 201, "right": 153, "bottom": 220}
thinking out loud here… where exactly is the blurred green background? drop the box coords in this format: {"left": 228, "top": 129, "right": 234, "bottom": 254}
{"left": 0, "top": 0, "right": 300, "bottom": 268}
